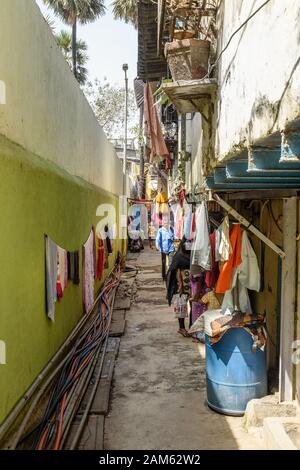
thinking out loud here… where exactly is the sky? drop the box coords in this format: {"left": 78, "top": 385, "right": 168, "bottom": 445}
{"left": 36, "top": 1, "right": 138, "bottom": 88}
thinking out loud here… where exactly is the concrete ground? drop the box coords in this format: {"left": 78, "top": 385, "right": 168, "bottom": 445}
{"left": 104, "top": 246, "right": 265, "bottom": 450}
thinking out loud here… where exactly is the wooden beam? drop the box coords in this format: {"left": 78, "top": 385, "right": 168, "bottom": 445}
{"left": 279, "top": 197, "right": 297, "bottom": 402}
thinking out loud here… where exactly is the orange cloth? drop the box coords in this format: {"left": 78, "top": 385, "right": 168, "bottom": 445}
{"left": 215, "top": 224, "right": 242, "bottom": 294}
{"left": 144, "top": 83, "right": 170, "bottom": 164}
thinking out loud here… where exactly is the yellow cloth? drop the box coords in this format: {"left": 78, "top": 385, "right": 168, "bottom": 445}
{"left": 201, "top": 291, "right": 221, "bottom": 311}
{"left": 155, "top": 191, "right": 169, "bottom": 215}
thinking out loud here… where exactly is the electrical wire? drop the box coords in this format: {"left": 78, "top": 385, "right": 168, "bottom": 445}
{"left": 208, "top": 0, "right": 272, "bottom": 77}
{"left": 15, "top": 263, "right": 120, "bottom": 450}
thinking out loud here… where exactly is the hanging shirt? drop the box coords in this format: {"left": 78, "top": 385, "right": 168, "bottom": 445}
{"left": 221, "top": 230, "right": 260, "bottom": 313}
{"left": 218, "top": 215, "right": 232, "bottom": 262}
{"left": 155, "top": 226, "right": 175, "bottom": 254}
{"left": 191, "top": 201, "right": 212, "bottom": 271}
{"left": 83, "top": 230, "right": 95, "bottom": 313}
{"left": 216, "top": 224, "right": 242, "bottom": 294}
{"left": 45, "top": 236, "right": 58, "bottom": 322}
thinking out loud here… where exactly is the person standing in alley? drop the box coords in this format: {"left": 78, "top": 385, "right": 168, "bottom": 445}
{"left": 156, "top": 218, "right": 175, "bottom": 281}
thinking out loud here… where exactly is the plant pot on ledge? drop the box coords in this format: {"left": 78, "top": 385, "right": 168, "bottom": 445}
{"left": 164, "top": 38, "right": 210, "bottom": 81}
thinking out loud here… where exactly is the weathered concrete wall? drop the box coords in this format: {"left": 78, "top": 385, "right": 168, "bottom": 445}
{"left": 215, "top": 0, "right": 300, "bottom": 161}
{"left": 186, "top": 113, "right": 205, "bottom": 191}
{"left": 0, "top": 0, "right": 123, "bottom": 194}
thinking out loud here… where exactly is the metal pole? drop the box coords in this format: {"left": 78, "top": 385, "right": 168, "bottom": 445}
{"left": 122, "top": 63, "right": 128, "bottom": 196}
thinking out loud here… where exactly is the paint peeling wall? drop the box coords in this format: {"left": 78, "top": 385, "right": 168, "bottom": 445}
{"left": 215, "top": 0, "right": 300, "bottom": 161}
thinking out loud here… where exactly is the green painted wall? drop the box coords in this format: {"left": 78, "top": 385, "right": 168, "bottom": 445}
{"left": 0, "top": 135, "right": 120, "bottom": 423}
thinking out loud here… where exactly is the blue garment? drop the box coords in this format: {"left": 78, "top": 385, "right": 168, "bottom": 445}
{"left": 156, "top": 226, "right": 175, "bottom": 254}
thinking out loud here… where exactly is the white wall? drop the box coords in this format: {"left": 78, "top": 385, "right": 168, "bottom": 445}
{"left": 215, "top": 0, "right": 300, "bottom": 161}
{"left": 185, "top": 113, "right": 204, "bottom": 190}
{"left": 0, "top": 0, "right": 123, "bottom": 195}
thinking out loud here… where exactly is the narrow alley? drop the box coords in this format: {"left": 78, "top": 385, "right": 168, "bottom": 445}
{"left": 105, "top": 246, "right": 263, "bottom": 450}
{"left": 2, "top": 0, "right": 300, "bottom": 462}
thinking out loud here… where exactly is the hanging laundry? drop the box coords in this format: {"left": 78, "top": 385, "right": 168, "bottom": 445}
{"left": 57, "top": 246, "right": 67, "bottom": 297}
{"left": 174, "top": 204, "right": 184, "bottom": 240}
{"left": 144, "top": 83, "right": 170, "bottom": 166}
{"left": 104, "top": 225, "right": 113, "bottom": 255}
{"left": 96, "top": 237, "right": 105, "bottom": 280}
{"left": 200, "top": 290, "right": 221, "bottom": 311}
{"left": 64, "top": 251, "right": 68, "bottom": 289}
{"left": 191, "top": 201, "right": 212, "bottom": 271}
{"left": 45, "top": 236, "right": 58, "bottom": 322}
{"left": 215, "top": 225, "right": 221, "bottom": 262}
{"left": 216, "top": 223, "right": 242, "bottom": 294}
{"left": 83, "top": 230, "right": 95, "bottom": 313}
{"left": 183, "top": 205, "right": 193, "bottom": 240}
{"left": 218, "top": 215, "right": 232, "bottom": 262}
{"left": 155, "top": 191, "right": 169, "bottom": 217}
{"left": 221, "top": 230, "right": 260, "bottom": 313}
{"left": 68, "top": 251, "right": 80, "bottom": 285}
{"left": 205, "top": 231, "right": 220, "bottom": 288}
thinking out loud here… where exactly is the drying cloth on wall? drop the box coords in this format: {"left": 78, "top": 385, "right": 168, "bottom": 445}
{"left": 104, "top": 226, "right": 113, "bottom": 255}
{"left": 191, "top": 201, "right": 212, "bottom": 271}
{"left": 96, "top": 237, "right": 105, "bottom": 280}
{"left": 216, "top": 224, "right": 242, "bottom": 294}
{"left": 221, "top": 230, "right": 261, "bottom": 313}
{"left": 57, "top": 247, "right": 67, "bottom": 297}
{"left": 83, "top": 229, "right": 95, "bottom": 313}
{"left": 45, "top": 236, "right": 58, "bottom": 322}
{"left": 144, "top": 83, "right": 170, "bottom": 165}
{"left": 68, "top": 251, "right": 80, "bottom": 285}
{"left": 129, "top": 203, "right": 149, "bottom": 235}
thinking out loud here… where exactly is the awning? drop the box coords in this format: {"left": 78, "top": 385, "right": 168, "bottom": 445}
{"left": 206, "top": 116, "right": 300, "bottom": 190}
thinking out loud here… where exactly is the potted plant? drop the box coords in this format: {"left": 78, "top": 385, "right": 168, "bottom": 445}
{"left": 164, "top": 38, "right": 210, "bottom": 81}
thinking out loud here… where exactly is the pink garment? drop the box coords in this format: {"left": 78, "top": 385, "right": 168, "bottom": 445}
{"left": 205, "top": 231, "right": 220, "bottom": 288}
{"left": 83, "top": 230, "right": 95, "bottom": 313}
{"left": 144, "top": 83, "right": 170, "bottom": 165}
{"left": 174, "top": 206, "right": 184, "bottom": 240}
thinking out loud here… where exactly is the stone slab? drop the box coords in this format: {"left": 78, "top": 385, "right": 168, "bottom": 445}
{"left": 113, "top": 296, "right": 131, "bottom": 310}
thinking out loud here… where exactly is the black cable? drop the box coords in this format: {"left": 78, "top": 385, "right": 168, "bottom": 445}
{"left": 209, "top": 0, "right": 272, "bottom": 76}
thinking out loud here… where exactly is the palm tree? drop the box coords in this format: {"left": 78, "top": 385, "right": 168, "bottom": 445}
{"left": 55, "top": 30, "right": 89, "bottom": 85}
{"left": 111, "top": 0, "right": 137, "bottom": 26}
{"left": 43, "top": 0, "right": 105, "bottom": 79}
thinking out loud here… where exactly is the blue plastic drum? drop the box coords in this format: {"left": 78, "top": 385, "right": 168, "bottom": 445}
{"left": 205, "top": 327, "right": 267, "bottom": 416}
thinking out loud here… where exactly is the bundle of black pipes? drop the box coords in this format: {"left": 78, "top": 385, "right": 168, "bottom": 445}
{"left": 12, "top": 261, "right": 121, "bottom": 450}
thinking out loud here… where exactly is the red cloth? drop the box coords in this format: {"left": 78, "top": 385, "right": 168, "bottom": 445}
{"left": 96, "top": 238, "right": 105, "bottom": 280}
{"left": 205, "top": 231, "right": 220, "bottom": 288}
{"left": 56, "top": 280, "right": 63, "bottom": 300}
{"left": 215, "top": 224, "right": 242, "bottom": 294}
{"left": 144, "top": 83, "right": 170, "bottom": 164}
